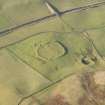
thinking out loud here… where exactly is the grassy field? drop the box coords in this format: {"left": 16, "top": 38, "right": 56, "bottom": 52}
{"left": 0, "top": 0, "right": 103, "bottom": 30}
{"left": 18, "top": 74, "right": 84, "bottom": 105}
{"left": 8, "top": 32, "right": 94, "bottom": 81}
{"left": 31, "top": 74, "right": 85, "bottom": 105}
{"left": 34, "top": 70, "right": 105, "bottom": 105}
{"left": 87, "top": 27, "right": 105, "bottom": 57}
{"left": 0, "top": 0, "right": 105, "bottom": 105}
{"left": 0, "top": 1, "right": 105, "bottom": 48}
{"left": 0, "top": 49, "right": 51, "bottom": 105}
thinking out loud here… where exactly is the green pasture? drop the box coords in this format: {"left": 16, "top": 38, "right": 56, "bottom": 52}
{"left": 0, "top": 0, "right": 105, "bottom": 105}
{"left": 8, "top": 32, "right": 94, "bottom": 81}
{"left": 0, "top": 0, "right": 104, "bottom": 30}
{"left": 0, "top": 0, "right": 105, "bottom": 48}
{"left": 88, "top": 27, "right": 105, "bottom": 57}
{"left": 0, "top": 49, "right": 50, "bottom": 105}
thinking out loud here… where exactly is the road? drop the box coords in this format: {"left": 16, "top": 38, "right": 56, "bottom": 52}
{"left": 0, "top": 1, "right": 105, "bottom": 36}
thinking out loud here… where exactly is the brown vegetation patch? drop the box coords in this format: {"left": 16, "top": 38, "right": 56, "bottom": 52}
{"left": 79, "top": 71, "right": 105, "bottom": 105}
{"left": 45, "top": 94, "right": 70, "bottom": 105}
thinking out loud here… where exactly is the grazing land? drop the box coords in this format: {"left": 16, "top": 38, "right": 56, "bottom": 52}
{"left": 0, "top": 0, "right": 105, "bottom": 105}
